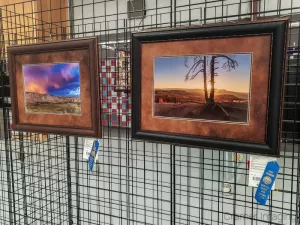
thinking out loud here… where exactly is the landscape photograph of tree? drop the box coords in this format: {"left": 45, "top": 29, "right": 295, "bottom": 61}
{"left": 23, "top": 62, "right": 81, "bottom": 115}
{"left": 154, "top": 53, "right": 252, "bottom": 123}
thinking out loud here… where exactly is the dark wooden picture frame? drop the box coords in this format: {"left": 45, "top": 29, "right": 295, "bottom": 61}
{"left": 8, "top": 37, "right": 102, "bottom": 137}
{"left": 132, "top": 18, "right": 289, "bottom": 156}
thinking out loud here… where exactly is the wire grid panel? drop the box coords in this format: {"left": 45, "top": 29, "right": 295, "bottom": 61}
{"left": 11, "top": 137, "right": 71, "bottom": 225}
{"left": 0, "top": 0, "right": 299, "bottom": 225}
{"left": 0, "top": 116, "right": 10, "bottom": 225}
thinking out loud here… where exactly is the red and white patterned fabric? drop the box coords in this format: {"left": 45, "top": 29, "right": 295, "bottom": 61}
{"left": 100, "top": 59, "right": 131, "bottom": 127}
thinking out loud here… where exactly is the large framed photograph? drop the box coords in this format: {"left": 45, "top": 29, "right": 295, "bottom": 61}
{"left": 132, "top": 18, "right": 289, "bottom": 156}
{"left": 8, "top": 38, "right": 101, "bottom": 137}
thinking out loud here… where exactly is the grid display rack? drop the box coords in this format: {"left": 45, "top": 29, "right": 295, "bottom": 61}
{"left": 0, "top": 0, "right": 299, "bottom": 225}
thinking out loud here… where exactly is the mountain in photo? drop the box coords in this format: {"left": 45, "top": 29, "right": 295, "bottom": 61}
{"left": 155, "top": 88, "right": 248, "bottom": 102}
{"left": 25, "top": 92, "right": 81, "bottom": 105}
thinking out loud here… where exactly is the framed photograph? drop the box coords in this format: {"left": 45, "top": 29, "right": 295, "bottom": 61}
{"left": 132, "top": 18, "right": 289, "bottom": 156}
{"left": 8, "top": 37, "right": 101, "bottom": 137}
{"left": 115, "top": 50, "right": 131, "bottom": 92}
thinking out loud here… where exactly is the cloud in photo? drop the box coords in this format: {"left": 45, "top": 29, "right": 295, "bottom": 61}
{"left": 23, "top": 63, "right": 80, "bottom": 97}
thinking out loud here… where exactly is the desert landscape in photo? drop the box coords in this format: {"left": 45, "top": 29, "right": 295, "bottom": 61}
{"left": 154, "top": 54, "right": 252, "bottom": 123}
{"left": 23, "top": 63, "right": 81, "bottom": 115}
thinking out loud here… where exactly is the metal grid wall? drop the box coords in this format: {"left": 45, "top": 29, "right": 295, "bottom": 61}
{"left": 0, "top": 0, "right": 299, "bottom": 225}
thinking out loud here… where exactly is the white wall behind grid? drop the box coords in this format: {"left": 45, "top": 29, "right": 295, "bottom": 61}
{"left": 72, "top": 0, "right": 300, "bottom": 37}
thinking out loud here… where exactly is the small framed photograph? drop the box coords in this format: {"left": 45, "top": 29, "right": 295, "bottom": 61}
{"left": 8, "top": 37, "right": 102, "bottom": 137}
{"left": 115, "top": 50, "right": 131, "bottom": 92}
{"left": 132, "top": 18, "right": 289, "bottom": 156}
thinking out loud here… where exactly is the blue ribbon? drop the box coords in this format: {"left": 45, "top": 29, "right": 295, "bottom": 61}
{"left": 88, "top": 140, "right": 100, "bottom": 173}
{"left": 255, "top": 161, "right": 280, "bottom": 205}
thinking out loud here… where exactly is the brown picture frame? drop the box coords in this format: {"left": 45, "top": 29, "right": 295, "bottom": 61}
{"left": 132, "top": 18, "right": 289, "bottom": 156}
{"left": 8, "top": 37, "right": 102, "bottom": 137}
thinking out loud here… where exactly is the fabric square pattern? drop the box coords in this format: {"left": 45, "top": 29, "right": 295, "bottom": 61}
{"left": 100, "top": 59, "right": 131, "bottom": 128}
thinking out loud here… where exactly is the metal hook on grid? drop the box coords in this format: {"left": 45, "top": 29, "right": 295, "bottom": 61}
{"left": 129, "top": 0, "right": 135, "bottom": 12}
{"left": 49, "top": 23, "right": 53, "bottom": 41}
{"left": 137, "top": 17, "right": 146, "bottom": 31}
{"left": 134, "top": 3, "right": 148, "bottom": 31}
{"left": 198, "top": 7, "right": 203, "bottom": 25}
{"left": 129, "top": 0, "right": 142, "bottom": 31}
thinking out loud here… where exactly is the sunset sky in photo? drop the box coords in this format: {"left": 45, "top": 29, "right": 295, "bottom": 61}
{"left": 23, "top": 63, "right": 80, "bottom": 97}
{"left": 154, "top": 54, "right": 252, "bottom": 93}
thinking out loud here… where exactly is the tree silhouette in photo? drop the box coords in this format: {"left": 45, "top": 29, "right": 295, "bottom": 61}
{"left": 184, "top": 55, "right": 238, "bottom": 120}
